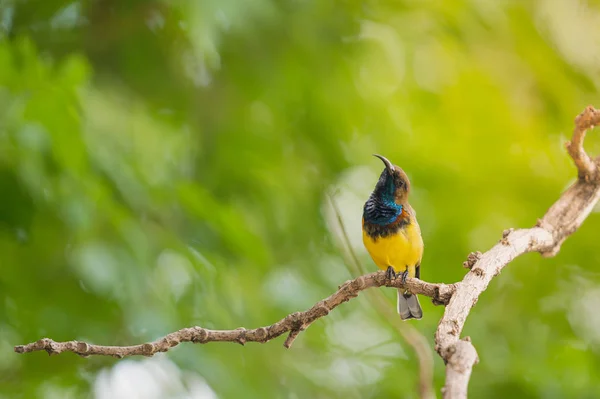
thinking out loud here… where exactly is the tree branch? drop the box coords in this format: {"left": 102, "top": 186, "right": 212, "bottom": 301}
{"left": 566, "top": 105, "right": 600, "bottom": 180}
{"left": 13, "top": 106, "right": 600, "bottom": 399}
{"left": 436, "top": 105, "right": 600, "bottom": 398}
{"left": 14, "top": 273, "right": 454, "bottom": 357}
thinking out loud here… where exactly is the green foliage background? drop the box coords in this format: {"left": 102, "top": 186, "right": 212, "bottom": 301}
{"left": 2, "top": 0, "right": 600, "bottom": 398}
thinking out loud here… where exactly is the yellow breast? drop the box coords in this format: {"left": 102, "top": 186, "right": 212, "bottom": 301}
{"left": 362, "top": 220, "right": 423, "bottom": 276}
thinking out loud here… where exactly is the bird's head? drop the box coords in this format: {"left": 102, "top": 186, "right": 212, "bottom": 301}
{"left": 372, "top": 154, "right": 411, "bottom": 205}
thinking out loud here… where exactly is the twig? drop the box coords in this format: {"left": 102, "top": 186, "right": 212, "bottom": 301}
{"left": 436, "top": 105, "right": 600, "bottom": 398}
{"left": 328, "top": 194, "right": 435, "bottom": 399}
{"left": 327, "top": 193, "right": 368, "bottom": 275}
{"left": 566, "top": 105, "right": 600, "bottom": 180}
{"left": 14, "top": 273, "right": 454, "bottom": 357}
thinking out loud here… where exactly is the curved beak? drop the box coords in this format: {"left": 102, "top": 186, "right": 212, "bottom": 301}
{"left": 373, "top": 154, "right": 394, "bottom": 175}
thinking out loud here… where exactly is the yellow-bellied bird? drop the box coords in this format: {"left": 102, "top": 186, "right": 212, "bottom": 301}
{"left": 362, "top": 154, "right": 424, "bottom": 320}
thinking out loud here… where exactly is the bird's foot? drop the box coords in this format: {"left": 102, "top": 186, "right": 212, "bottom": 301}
{"left": 400, "top": 268, "right": 409, "bottom": 284}
{"left": 386, "top": 266, "right": 397, "bottom": 281}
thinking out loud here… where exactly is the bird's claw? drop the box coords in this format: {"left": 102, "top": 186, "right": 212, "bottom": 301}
{"left": 400, "top": 268, "right": 409, "bottom": 284}
{"left": 386, "top": 266, "right": 396, "bottom": 281}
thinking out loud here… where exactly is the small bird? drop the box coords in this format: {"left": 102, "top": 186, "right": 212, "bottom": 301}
{"left": 362, "top": 154, "right": 424, "bottom": 320}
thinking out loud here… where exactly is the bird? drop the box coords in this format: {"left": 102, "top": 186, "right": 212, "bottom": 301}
{"left": 362, "top": 154, "right": 424, "bottom": 320}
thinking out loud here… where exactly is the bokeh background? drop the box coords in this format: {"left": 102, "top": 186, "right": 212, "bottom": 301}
{"left": 2, "top": 0, "right": 600, "bottom": 398}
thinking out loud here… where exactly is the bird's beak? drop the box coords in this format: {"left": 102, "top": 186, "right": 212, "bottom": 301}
{"left": 373, "top": 154, "right": 394, "bottom": 175}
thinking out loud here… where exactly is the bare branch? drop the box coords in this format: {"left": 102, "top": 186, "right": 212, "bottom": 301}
{"left": 566, "top": 105, "right": 600, "bottom": 180}
{"left": 441, "top": 339, "right": 478, "bottom": 399}
{"left": 13, "top": 106, "right": 600, "bottom": 399}
{"left": 436, "top": 106, "right": 600, "bottom": 398}
{"left": 14, "top": 273, "right": 454, "bottom": 357}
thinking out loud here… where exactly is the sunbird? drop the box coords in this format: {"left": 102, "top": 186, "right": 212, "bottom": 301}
{"left": 362, "top": 154, "right": 424, "bottom": 320}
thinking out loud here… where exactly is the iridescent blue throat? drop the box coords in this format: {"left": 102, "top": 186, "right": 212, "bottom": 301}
{"left": 363, "top": 179, "right": 403, "bottom": 226}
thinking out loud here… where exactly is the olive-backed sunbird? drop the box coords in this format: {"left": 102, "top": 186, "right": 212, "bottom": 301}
{"left": 362, "top": 154, "right": 424, "bottom": 320}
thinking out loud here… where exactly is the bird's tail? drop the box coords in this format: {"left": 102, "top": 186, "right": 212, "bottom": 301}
{"left": 397, "top": 289, "right": 423, "bottom": 320}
